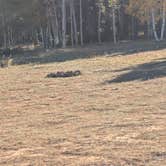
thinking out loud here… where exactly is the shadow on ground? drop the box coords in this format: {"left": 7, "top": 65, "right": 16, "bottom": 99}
{"left": 105, "top": 58, "right": 166, "bottom": 84}
{"left": 10, "top": 40, "right": 166, "bottom": 65}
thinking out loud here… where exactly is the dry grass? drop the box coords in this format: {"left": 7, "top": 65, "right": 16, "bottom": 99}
{"left": 0, "top": 44, "right": 166, "bottom": 165}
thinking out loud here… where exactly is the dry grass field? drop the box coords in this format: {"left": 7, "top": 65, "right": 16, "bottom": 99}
{"left": 0, "top": 42, "right": 166, "bottom": 165}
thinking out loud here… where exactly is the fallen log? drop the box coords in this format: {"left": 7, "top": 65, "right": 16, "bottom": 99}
{"left": 46, "top": 70, "right": 81, "bottom": 78}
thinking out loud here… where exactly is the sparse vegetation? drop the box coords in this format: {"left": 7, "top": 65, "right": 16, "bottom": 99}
{"left": 0, "top": 42, "right": 166, "bottom": 165}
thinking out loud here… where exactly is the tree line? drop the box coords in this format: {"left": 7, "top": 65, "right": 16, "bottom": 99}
{"left": 0, "top": 0, "right": 165, "bottom": 49}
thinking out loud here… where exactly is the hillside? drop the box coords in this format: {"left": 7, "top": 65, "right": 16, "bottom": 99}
{"left": 0, "top": 43, "right": 166, "bottom": 165}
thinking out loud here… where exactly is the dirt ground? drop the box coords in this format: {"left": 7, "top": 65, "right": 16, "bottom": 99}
{"left": 0, "top": 43, "right": 166, "bottom": 165}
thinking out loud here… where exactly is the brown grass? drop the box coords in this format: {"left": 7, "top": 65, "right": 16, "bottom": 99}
{"left": 0, "top": 45, "right": 166, "bottom": 166}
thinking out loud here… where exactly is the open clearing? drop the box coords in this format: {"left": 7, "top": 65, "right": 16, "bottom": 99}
{"left": 0, "top": 42, "right": 166, "bottom": 165}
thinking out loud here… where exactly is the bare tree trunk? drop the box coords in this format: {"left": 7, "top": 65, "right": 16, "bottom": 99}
{"left": 70, "top": 1, "right": 74, "bottom": 46}
{"left": 51, "top": 0, "right": 59, "bottom": 46}
{"left": 40, "top": 27, "right": 45, "bottom": 48}
{"left": 62, "top": 0, "right": 66, "bottom": 48}
{"left": 71, "top": 0, "right": 78, "bottom": 46}
{"left": 160, "top": 3, "right": 166, "bottom": 40}
{"left": 151, "top": 8, "right": 159, "bottom": 41}
{"left": 7, "top": 26, "right": 11, "bottom": 47}
{"left": 112, "top": 7, "right": 117, "bottom": 44}
{"left": 46, "top": 26, "right": 49, "bottom": 48}
{"left": 80, "top": 0, "right": 83, "bottom": 46}
{"left": 131, "top": 16, "right": 135, "bottom": 40}
{"left": 10, "top": 27, "right": 14, "bottom": 46}
{"left": 98, "top": 4, "right": 102, "bottom": 44}
{"left": 2, "top": 12, "right": 7, "bottom": 48}
{"left": 145, "top": 9, "right": 153, "bottom": 40}
{"left": 48, "top": 22, "right": 53, "bottom": 48}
